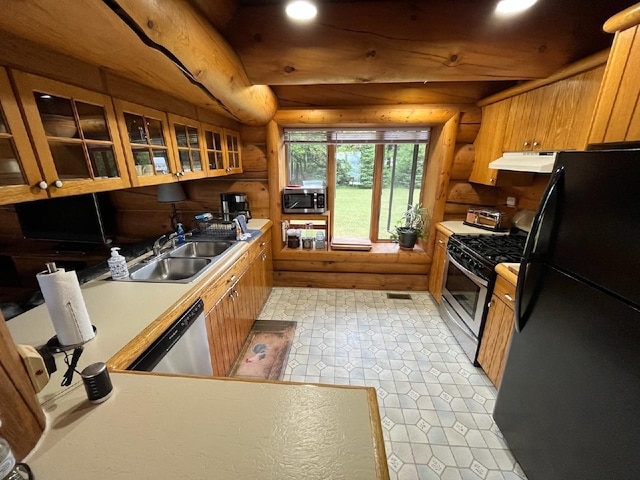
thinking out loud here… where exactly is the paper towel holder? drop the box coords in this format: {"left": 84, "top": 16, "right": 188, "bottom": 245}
{"left": 45, "top": 325, "right": 97, "bottom": 353}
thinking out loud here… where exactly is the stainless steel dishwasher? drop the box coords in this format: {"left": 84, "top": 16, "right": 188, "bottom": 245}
{"left": 127, "top": 298, "right": 213, "bottom": 376}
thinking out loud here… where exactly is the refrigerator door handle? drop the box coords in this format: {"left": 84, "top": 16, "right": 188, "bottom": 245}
{"left": 515, "top": 165, "right": 564, "bottom": 332}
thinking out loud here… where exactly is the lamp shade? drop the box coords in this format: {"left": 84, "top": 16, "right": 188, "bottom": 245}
{"left": 157, "top": 183, "right": 187, "bottom": 203}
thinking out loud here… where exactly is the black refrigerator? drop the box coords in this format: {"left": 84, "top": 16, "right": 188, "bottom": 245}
{"left": 493, "top": 149, "right": 640, "bottom": 479}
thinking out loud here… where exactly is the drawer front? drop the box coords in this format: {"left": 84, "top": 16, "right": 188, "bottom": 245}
{"left": 493, "top": 274, "right": 516, "bottom": 308}
{"left": 202, "top": 250, "right": 250, "bottom": 313}
{"left": 435, "top": 230, "right": 449, "bottom": 248}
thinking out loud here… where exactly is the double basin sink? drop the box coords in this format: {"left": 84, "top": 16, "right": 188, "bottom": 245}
{"left": 123, "top": 240, "right": 241, "bottom": 283}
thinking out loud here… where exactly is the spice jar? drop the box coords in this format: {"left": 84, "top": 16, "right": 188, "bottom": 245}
{"left": 302, "top": 236, "right": 314, "bottom": 249}
{"left": 315, "top": 231, "right": 326, "bottom": 249}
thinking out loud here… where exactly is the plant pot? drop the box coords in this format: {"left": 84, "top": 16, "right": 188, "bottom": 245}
{"left": 397, "top": 229, "right": 418, "bottom": 250}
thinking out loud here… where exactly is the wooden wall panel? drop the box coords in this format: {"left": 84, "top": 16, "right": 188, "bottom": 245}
{"left": 274, "top": 271, "right": 429, "bottom": 291}
{"left": 498, "top": 174, "right": 550, "bottom": 213}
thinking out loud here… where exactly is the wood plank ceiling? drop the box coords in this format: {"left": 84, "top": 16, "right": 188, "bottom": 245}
{"left": 199, "top": 0, "right": 634, "bottom": 107}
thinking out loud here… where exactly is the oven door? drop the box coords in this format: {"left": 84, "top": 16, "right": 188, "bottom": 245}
{"left": 440, "top": 252, "right": 488, "bottom": 361}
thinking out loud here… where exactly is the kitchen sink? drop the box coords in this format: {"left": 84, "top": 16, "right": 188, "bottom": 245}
{"left": 169, "top": 241, "right": 233, "bottom": 258}
{"left": 127, "top": 257, "right": 212, "bottom": 283}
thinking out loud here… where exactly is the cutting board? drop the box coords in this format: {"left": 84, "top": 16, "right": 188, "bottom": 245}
{"left": 330, "top": 237, "right": 372, "bottom": 251}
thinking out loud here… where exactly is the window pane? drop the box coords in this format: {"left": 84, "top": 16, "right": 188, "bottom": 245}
{"left": 191, "top": 150, "right": 202, "bottom": 171}
{"left": 174, "top": 125, "right": 187, "bottom": 147}
{"left": 187, "top": 127, "right": 199, "bottom": 147}
{"left": 179, "top": 150, "right": 191, "bottom": 171}
{"left": 76, "top": 102, "right": 109, "bottom": 141}
{"left": 146, "top": 118, "right": 165, "bottom": 146}
{"left": 208, "top": 151, "right": 224, "bottom": 170}
{"left": 333, "top": 144, "right": 374, "bottom": 238}
{"left": 286, "top": 144, "right": 327, "bottom": 186}
{"left": 0, "top": 107, "right": 8, "bottom": 134}
{"left": 0, "top": 138, "right": 24, "bottom": 185}
{"left": 152, "top": 150, "right": 170, "bottom": 174}
{"left": 48, "top": 142, "right": 90, "bottom": 179}
{"left": 213, "top": 132, "right": 222, "bottom": 150}
{"left": 205, "top": 131, "right": 214, "bottom": 150}
{"left": 125, "top": 113, "right": 147, "bottom": 144}
{"left": 133, "top": 149, "right": 153, "bottom": 175}
{"left": 87, "top": 144, "right": 118, "bottom": 178}
{"left": 378, "top": 143, "right": 426, "bottom": 240}
{"left": 35, "top": 93, "right": 78, "bottom": 138}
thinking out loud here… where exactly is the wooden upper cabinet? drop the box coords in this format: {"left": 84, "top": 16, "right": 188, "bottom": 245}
{"left": 588, "top": 24, "right": 640, "bottom": 143}
{"left": 114, "top": 100, "right": 179, "bottom": 187}
{"left": 167, "top": 113, "right": 208, "bottom": 181}
{"left": 469, "top": 98, "right": 516, "bottom": 185}
{"left": 12, "top": 71, "right": 130, "bottom": 197}
{"left": 0, "top": 68, "right": 48, "bottom": 205}
{"left": 223, "top": 128, "right": 242, "bottom": 175}
{"left": 471, "top": 64, "right": 605, "bottom": 187}
{"left": 201, "top": 122, "right": 227, "bottom": 177}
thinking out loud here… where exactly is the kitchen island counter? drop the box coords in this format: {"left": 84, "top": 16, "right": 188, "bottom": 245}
{"left": 28, "top": 371, "right": 388, "bottom": 480}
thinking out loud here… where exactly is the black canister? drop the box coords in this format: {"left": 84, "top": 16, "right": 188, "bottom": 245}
{"left": 81, "top": 362, "right": 113, "bottom": 404}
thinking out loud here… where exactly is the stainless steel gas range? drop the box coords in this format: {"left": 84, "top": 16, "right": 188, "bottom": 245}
{"left": 440, "top": 233, "right": 526, "bottom": 364}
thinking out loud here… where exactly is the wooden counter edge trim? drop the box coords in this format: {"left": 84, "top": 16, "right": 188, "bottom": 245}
{"left": 495, "top": 263, "right": 518, "bottom": 286}
{"left": 477, "top": 50, "right": 610, "bottom": 107}
{"left": 604, "top": 3, "right": 640, "bottom": 33}
{"left": 435, "top": 223, "right": 455, "bottom": 237}
{"left": 107, "top": 222, "right": 272, "bottom": 370}
{"left": 110, "top": 370, "right": 391, "bottom": 479}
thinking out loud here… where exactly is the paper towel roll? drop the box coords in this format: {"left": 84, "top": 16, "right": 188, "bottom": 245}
{"left": 36, "top": 268, "right": 95, "bottom": 346}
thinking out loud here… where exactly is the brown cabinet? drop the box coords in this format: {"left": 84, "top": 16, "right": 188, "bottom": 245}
{"left": 167, "top": 113, "right": 208, "bottom": 181}
{"left": 477, "top": 272, "right": 516, "bottom": 388}
{"left": 114, "top": 100, "right": 180, "bottom": 186}
{"left": 12, "top": 71, "right": 131, "bottom": 197}
{"left": 428, "top": 228, "right": 451, "bottom": 304}
{"left": 0, "top": 67, "right": 47, "bottom": 205}
{"left": 203, "top": 235, "right": 273, "bottom": 376}
{"left": 223, "top": 128, "right": 242, "bottom": 175}
{"left": 588, "top": 21, "right": 640, "bottom": 143}
{"left": 470, "top": 64, "right": 605, "bottom": 186}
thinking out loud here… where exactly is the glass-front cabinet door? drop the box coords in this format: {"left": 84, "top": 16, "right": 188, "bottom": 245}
{"left": 114, "top": 100, "right": 177, "bottom": 186}
{"left": 12, "top": 72, "right": 130, "bottom": 197}
{"left": 201, "top": 122, "right": 226, "bottom": 177}
{"left": 223, "top": 128, "right": 242, "bottom": 174}
{"left": 168, "top": 113, "right": 207, "bottom": 181}
{"left": 0, "top": 68, "right": 48, "bottom": 205}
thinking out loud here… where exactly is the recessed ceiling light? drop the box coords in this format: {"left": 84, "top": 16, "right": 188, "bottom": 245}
{"left": 286, "top": 0, "right": 317, "bottom": 21}
{"left": 496, "top": 0, "right": 538, "bottom": 15}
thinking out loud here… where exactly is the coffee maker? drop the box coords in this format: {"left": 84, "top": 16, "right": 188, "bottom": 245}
{"left": 220, "top": 192, "right": 252, "bottom": 221}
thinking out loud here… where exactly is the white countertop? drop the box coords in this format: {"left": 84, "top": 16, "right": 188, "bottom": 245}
{"left": 27, "top": 372, "right": 386, "bottom": 479}
{"left": 7, "top": 220, "right": 272, "bottom": 403}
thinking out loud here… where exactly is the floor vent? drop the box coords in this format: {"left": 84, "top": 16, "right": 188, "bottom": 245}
{"left": 387, "top": 293, "right": 412, "bottom": 300}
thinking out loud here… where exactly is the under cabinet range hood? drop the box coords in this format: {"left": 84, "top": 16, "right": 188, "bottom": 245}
{"left": 488, "top": 151, "right": 557, "bottom": 173}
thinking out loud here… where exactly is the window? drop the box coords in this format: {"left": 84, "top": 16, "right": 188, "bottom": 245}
{"left": 284, "top": 129, "right": 430, "bottom": 242}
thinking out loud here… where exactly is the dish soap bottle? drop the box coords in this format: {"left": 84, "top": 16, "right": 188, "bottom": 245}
{"left": 176, "top": 223, "right": 185, "bottom": 245}
{"left": 108, "top": 247, "right": 129, "bottom": 280}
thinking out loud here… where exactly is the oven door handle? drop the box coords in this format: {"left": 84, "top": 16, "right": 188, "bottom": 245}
{"left": 446, "top": 252, "right": 489, "bottom": 288}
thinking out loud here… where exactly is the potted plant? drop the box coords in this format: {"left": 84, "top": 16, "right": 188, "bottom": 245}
{"left": 392, "top": 203, "right": 429, "bottom": 250}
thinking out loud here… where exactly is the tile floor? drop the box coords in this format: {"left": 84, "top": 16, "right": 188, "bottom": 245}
{"left": 258, "top": 287, "right": 527, "bottom": 480}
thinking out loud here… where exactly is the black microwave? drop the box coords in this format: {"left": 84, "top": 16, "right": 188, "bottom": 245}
{"left": 282, "top": 187, "right": 326, "bottom": 214}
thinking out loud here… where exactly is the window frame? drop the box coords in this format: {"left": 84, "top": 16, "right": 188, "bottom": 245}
{"left": 284, "top": 128, "right": 429, "bottom": 243}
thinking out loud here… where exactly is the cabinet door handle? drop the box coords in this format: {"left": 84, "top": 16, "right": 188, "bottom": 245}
{"left": 234, "top": 289, "right": 239, "bottom": 297}
{"left": 230, "top": 292, "right": 235, "bottom": 302}
{"left": 504, "top": 293, "right": 514, "bottom": 302}
{"left": 53, "top": 179, "right": 63, "bottom": 188}
{"left": 38, "top": 181, "right": 48, "bottom": 190}
{"left": 260, "top": 242, "right": 266, "bottom": 247}
{"left": 533, "top": 141, "right": 540, "bottom": 148}
{"left": 523, "top": 141, "right": 531, "bottom": 148}
{"left": 438, "top": 239, "right": 444, "bottom": 245}
{"left": 487, "top": 300, "right": 494, "bottom": 308}
{"left": 227, "top": 274, "right": 236, "bottom": 283}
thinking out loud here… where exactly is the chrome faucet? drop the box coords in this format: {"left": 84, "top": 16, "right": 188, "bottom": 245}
{"left": 152, "top": 234, "right": 167, "bottom": 256}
